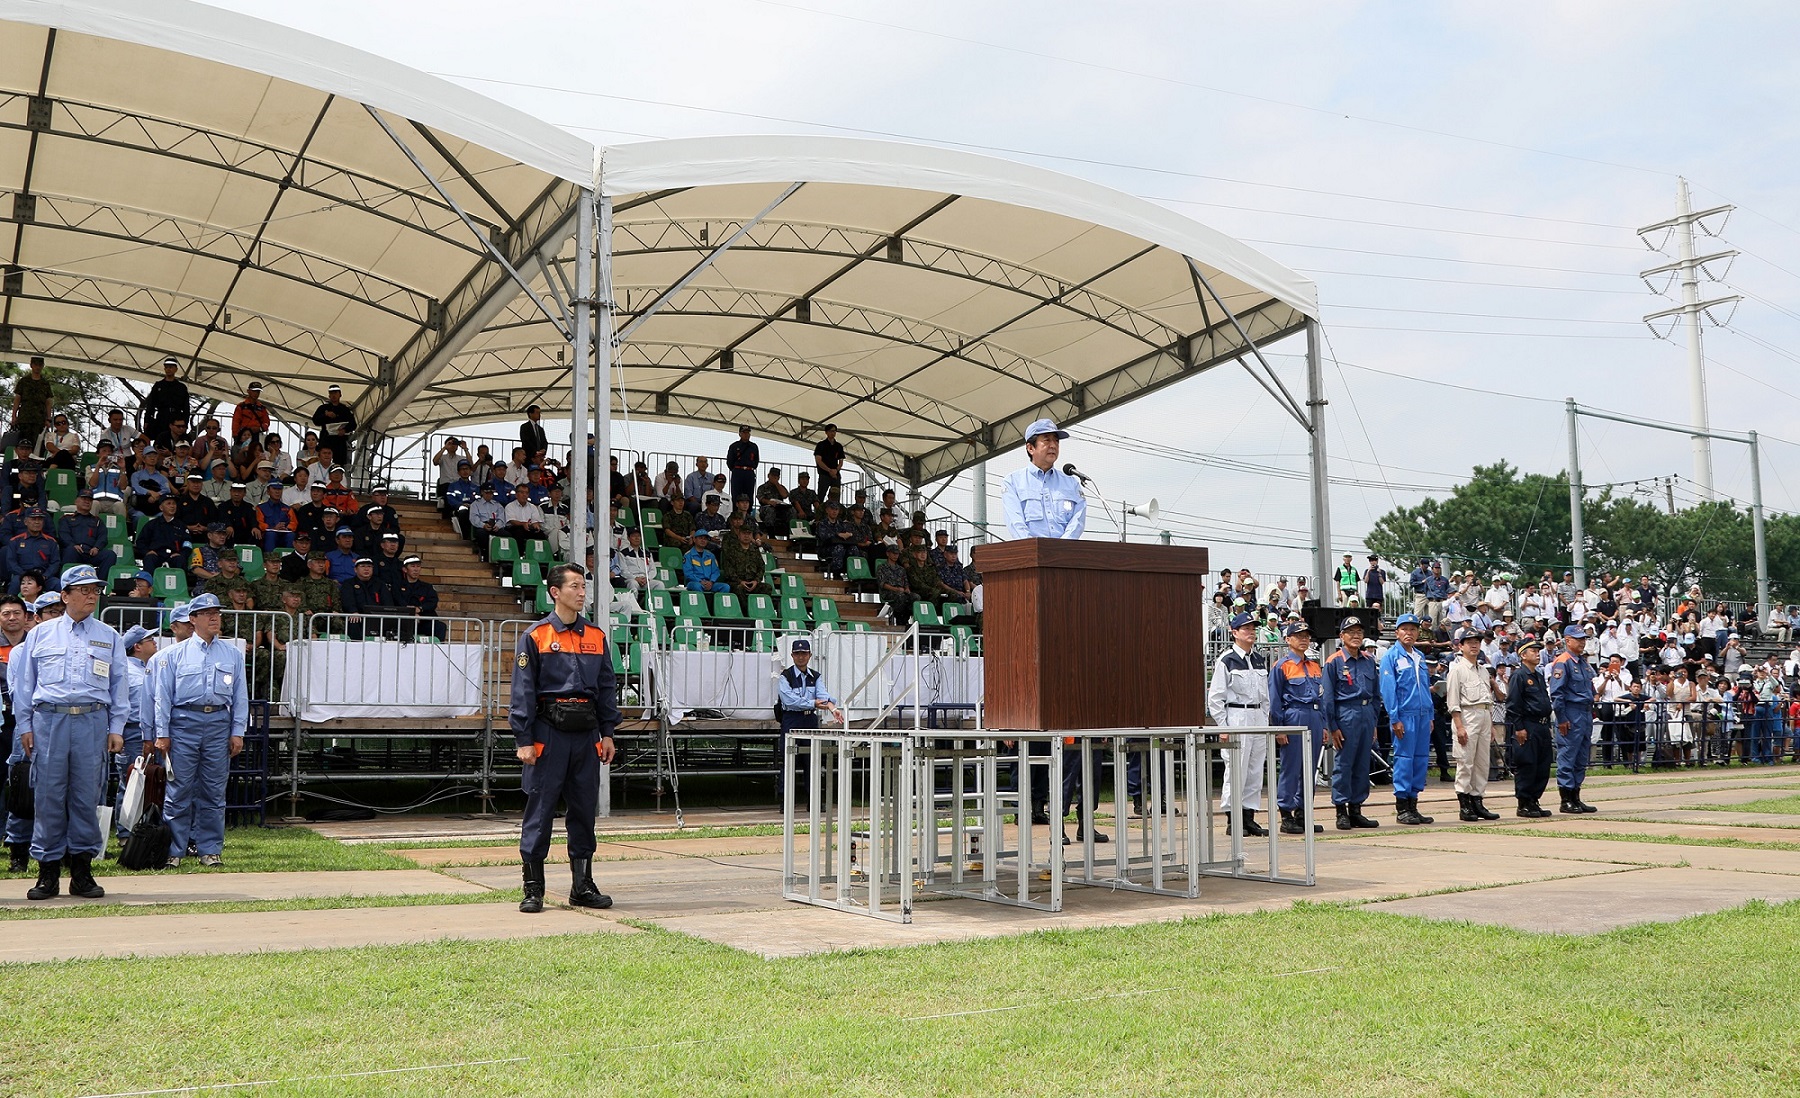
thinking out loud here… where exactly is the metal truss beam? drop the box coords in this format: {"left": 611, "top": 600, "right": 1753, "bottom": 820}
{"left": 0, "top": 92, "right": 491, "bottom": 253}
{"left": 609, "top": 217, "right": 1183, "bottom": 350}
{"left": 908, "top": 300, "right": 1307, "bottom": 485}
{"left": 360, "top": 179, "right": 584, "bottom": 435}
{"left": 602, "top": 285, "right": 1077, "bottom": 395}
{"left": 3, "top": 267, "right": 384, "bottom": 384}
{"left": 0, "top": 189, "right": 435, "bottom": 324}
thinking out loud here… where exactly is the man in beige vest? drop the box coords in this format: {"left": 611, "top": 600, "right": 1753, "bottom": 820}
{"left": 1445, "top": 628, "right": 1500, "bottom": 821}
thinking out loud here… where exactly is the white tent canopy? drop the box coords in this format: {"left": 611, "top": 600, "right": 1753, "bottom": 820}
{"left": 0, "top": 0, "right": 1331, "bottom": 581}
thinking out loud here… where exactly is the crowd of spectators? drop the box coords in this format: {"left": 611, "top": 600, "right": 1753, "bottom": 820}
{"left": 1, "top": 357, "right": 440, "bottom": 643}
{"left": 1210, "top": 555, "right": 1800, "bottom": 769}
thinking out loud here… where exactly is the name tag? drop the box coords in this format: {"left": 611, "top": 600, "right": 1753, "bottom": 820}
{"left": 93, "top": 659, "right": 110, "bottom": 679}
{"left": 1063, "top": 500, "right": 1074, "bottom": 512}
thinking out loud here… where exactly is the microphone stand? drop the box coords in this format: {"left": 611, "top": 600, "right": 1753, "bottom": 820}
{"left": 1070, "top": 473, "right": 1121, "bottom": 540}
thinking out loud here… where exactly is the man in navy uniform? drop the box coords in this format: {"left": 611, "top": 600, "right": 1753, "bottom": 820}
{"left": 1548, "top": 623, "right": 1599, "bottom": 814}
{"left": 776, "top": 637, "right": 843, "bottom": 788}
{"left": 152, "top": 592, "right": 248, "bottom": 868}
{"left": 1269, "top": 620, "right": 1324, "bottom": 835}
{"left": 1380, "top": 613, "right": 1436, "bottom": 825}
{"left": 510, "top": 563, "right": 619, "bottom": 913}
{"left": 1000, "top": 419, "right": 1086, "bottom": 540}
{"left": 58, "top": 490, "right": 118, "bottom": 578}
{"left": 6, "top": 507, "right": 63, "bottom": 593}
{"left": 1208, "top": 610, "right": 1270, "bottom": 837}
{"left": 11, "top": 564, "right": 127, "bottom": 900}
{"left": 1322, "top": 615, "right": 1381, "bottom": 830}
{"left": 1507, "top": 635, "right": 1555, "bottom": 818}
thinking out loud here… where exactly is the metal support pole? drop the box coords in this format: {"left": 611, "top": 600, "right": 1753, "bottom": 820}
{"left": 971, "top": 460, "right": 988, "bottom": 543}
{"left": 569, "top": 188, "right": 594, "bottom": 582}
{"left": 1305, "top": 320, "right": 1334, "bottom": 608}
{"left": 596, "top": 194, "right": 617, "bottom": 589}
{"left": 1676, "top": 178, "right": 1715, "bottom": 500}
{"left": 1566, "top": 397, "right": 1586, "bottom": 590}
{"left": 1750, "top": 430, "right": 1769, "bottom": 628}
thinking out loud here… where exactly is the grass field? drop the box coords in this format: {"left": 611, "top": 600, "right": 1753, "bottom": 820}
{"left": 0, "top": 825, "right": 414, "bottom": 880}
{"left": 1693, "top": 794, "right": 1800, "bottom": 815}
{"left": 2, "top": 900, "right": 1796, "bottom": 1097}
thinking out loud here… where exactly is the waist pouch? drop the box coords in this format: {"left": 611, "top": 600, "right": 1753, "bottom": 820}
{"left": 541, "top": 700, "right": 599, "bottom": 733}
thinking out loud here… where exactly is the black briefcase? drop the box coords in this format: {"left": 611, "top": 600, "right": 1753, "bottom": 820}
{"left": 5, "top": 758, "right": 30, "bottom": 819}
{"left": 118, "top": 806, "right": 172, "bottom": 871}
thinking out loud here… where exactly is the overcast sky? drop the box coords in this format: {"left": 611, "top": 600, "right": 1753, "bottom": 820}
{"left": 219, "top": 0, "right": 1800, "bottom": 580}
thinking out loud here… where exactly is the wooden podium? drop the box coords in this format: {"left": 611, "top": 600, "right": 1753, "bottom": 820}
{"left": 970, "top": 539, "right": 1211, "bottom": 731}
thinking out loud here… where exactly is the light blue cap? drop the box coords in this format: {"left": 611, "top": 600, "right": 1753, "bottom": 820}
{"left": 1394, "top": 613, "right": 1420, "bottom": 627}
{"left": 60, "top": 564, "right": 104, "bottom": 588}
{"left": 169, "top": 602, "right": 192, "bottom": 623}
{"left": 186, "top": 592, "right": 222, "bottom": 612}
{"left": 31, "top": 592, "right": 62, "bottom": 612}
{"left": 1564, "top": 624, "right": 1587, "bottom": 638}
{"left": 122, "top": 625, "right": 153, "bottom": 648}
{"left": 1024, "top": 418, "right": 1069, "bottom": 441}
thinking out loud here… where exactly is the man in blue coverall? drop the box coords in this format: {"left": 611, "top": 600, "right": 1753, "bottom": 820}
{"left": 1322, "top": 614, "right": 1381, "bottom": 830}
{"left": 152, "top": 592, "right": 248, "bottom": 868}
{"left": 510, "top": 563, "right": 619, "bottom": 913}
{"left": 10, "top": 564, "right": 128, "bottom": 900}
{"left": 1379, "top": 612, "right": 1437, "bottom": 825}
{"left": 1269, "top": 621, "right": 1324, "bottom": 835}
{"left": 1000, "top": 418, "right": 1086, "bottom": 540}
{"left": 1548, "top": 623, "right": 1599, "bottom": 814}
{"left": 682, "top": 530, "right": 723, "bottom": 593}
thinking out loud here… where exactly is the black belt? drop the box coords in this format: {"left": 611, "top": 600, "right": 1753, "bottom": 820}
{"left": 1226, "top": 703, "right": 1261, "bottom": 709}
{"left": 177, "top": 704, "right": 227, "bottom": 714}
{"left": 1293, "top": 702, "right": 1321, "bottom": 710}
{"left": 35, "top": 703, "right": 104, "bottom": 715}
{"left": 1339, "top": 699, "right": 1374, "bottom": 707}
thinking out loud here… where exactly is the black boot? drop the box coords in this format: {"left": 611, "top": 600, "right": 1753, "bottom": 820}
{"left": 6, "top": 842, "right": 26, "bottom": 873}
{"left": 1240, "top": 808, "right": 1267, "bottom": 837}
{"left": 1473, "top": 796, "right": 1500, "bottom": 821}
{"left": 1279, "top": 809, "right": 1304, "bottom": 835}
{"left": 1349, "top": 804, "right": 1380, "bottom": 829}
{"left": 567, "top": 857, "right": 612, "bottom": 909}
{"left": 1571, "top": 787, "right": 1598, "bottom": 813}
{"left": 67, "top": 853, "right": 104, "bottom": 899}
{"left": 1516, "top": 799, "right": 1537, "bottom": 818}
{"left": 1335, "top": 803, "right": 1353, "bottom": 831}
{"left": 1458, "top": 792, "right": 1478, "bottom": 822}
{"left": 519, "top": 860, "right": 546, "bottom": 914}
{"left": 1412, "top": 797, "right": 1435, "bottom": 825}
{"left": 26, "top": 858, "right": 61, "bottom": 901}
{"left": 1558, "top": 789, "right": 1580, "bottom": 814}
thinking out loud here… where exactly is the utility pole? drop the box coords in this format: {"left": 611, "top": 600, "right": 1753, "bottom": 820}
{"left": 1638, "top": 178, "right": 1739, "bottom": 501}
{"left": 1664, "top": 476, "right": 1676, "bottom": 515}
{"left": 1566, "top": 398, "right": 1585, "bottom": 589}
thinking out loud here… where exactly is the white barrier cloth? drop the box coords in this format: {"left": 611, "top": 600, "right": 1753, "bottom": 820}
{"left": 284, "top": 640, "right": 485, "bottom": 722}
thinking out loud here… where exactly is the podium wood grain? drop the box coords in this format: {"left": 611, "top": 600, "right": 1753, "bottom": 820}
{"left": 970, "top": 540, "right": 1210, "bottom": 730}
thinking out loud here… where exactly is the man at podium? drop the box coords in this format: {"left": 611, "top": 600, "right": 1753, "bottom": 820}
{"left": 1000, "top": 419, "right": 1086, "bottom": 540}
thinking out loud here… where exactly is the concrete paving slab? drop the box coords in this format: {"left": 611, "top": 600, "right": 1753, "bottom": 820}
{"left": 392, "top": 835, "right": 787, "bottom": 867}
{"left": 1622, "top": 809, "right": 1800, "bottom": 829}
{"left": 0, "top": 869, "right": 485, "bottom": 909}
{"left": 1493, "top": 816, "right": 1800, "bottom": 844}
{"left": 303, "top": 808, "right": 784, "bottom": 844}
{"left": 1364, "top": 866, "right": 1800, "bottom": 934}
{"left": 0, "top": 903, "right": 627, "bottom": 964}
{"left": 1338, "top": 831, "right": 1800, "bottom": 875}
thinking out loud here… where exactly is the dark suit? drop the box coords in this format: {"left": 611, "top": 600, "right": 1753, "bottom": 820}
{"left": 520, "top": 419, "right": 548, "bottom": 461}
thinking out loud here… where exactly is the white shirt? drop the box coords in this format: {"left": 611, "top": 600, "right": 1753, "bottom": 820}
{"left": 1597, "top": 666, "right": 1634, "bottom": 703}
{"left": 503, "top": 499, "right": 544, "bottom": 527}
{"left": 281, "top": 484, "right": 313, "bottom": 507}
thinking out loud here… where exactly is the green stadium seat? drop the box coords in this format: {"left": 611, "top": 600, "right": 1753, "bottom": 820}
{"left": 511, "top": 559, "right": 542, "bottom": 589}
{"left": 811, "top": 597, "right": 840, "bottom": 623}
{"left": 911, "top": 601, "right": 945, "bottom": 628}
{"left": 524, "top": 539, "right": 551, "bottom": 564}
{"left": 107, "top": 563, "right": 138, "bottom": 591}
{"left": 43, "top": 468, "right": 78, "bottom": 507}
{"left": 678, "top": 590, "right": 709, "bottom": 618}
{"left": 779, "top": 572, "right": 807, "bottom": 598}
{"left": 745, "top": 593, "right": 777, "bottom": 622}
{"left": 645, "top": 588, "right": 677, "bottom": 618}
{"left": 152, "top": 567, "right": 189, "bottom": 603}
{"left": 534, "top": 585, "right": 553, "bottom": 614}
{"left": 639, "top": 527, "right": 659, "bottom": 551}
{"left": 639, "top": 508, "right": 663, "bottom": 530}
{"left": 779, "top": 618, "right": 809, "bottom": 634}
{"left": 78, "top": 451, "right": 98, "bottom": 474}
{"left": 750, "top": 624, "right": 775, "bottom": 653}
{"left": 658, "top": 546, "right": 683, "bottom": 573}
{"left": 761, "top": 549, "right": 780, "bottom": 575}
{"left": 488, "top": 537, "right": 519, "bottom": 567}
{"left": 101, "top": 511, "right": 130, "bottom": 545}
{"left": 780, "top": 594, "right": 810, "bottom": 622}
{"left": 614, "top": 507, "right": 636, "bottom": 530}
{"left": 843, "top": 620, "right": 872, "bottom": 633}
{"left": 950, "top": 624, "right": 975, "bottom": 655}
{"left": 669, "top": 617, "right": 706, "bottom": 649}
{"left": 712, "top": 592, "right": 745, "bottom": 622}
{"left": 942, "top": 603, "right": 970, "bottom": 622}
{"left": 236, "top": 545, "right": 265, "bottom": 582}
{"left": 843, "top": 554, "right": 874, "bottom": 591}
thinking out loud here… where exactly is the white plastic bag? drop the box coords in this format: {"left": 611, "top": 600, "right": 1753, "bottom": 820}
{"left": 118, "top": 755, "right": 147, "bottom": 833}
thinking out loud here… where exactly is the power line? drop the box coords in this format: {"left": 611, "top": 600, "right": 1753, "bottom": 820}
{"left": 1323, "top": 303, "right": 1641, "bottom": 326}
{"left": 1151, "top": 196, "right": 1641, "bottom": 250}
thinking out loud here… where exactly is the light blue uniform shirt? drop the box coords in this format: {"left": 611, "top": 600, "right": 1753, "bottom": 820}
{"left": 1000, "top": 464, "right": 1086, "bottom": 540}
{"left": 151, "top": 634, "right": 250, "bottom": 739}
{"left": 777, "top": 664, "right": 837, "bottom": 712}
{"left": 125, "top": 654, "right": 149, "bottom": 729}
{"left": 1379, "top": 642, "right": 1434, "bottom": 716}
{"left": 9, "top": 613, "right": 130, "bottom": 741}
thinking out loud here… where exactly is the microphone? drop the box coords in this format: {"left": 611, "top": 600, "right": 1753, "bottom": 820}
{"left": 1061, "top": 463, "right": 1094, "bottom": 484}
